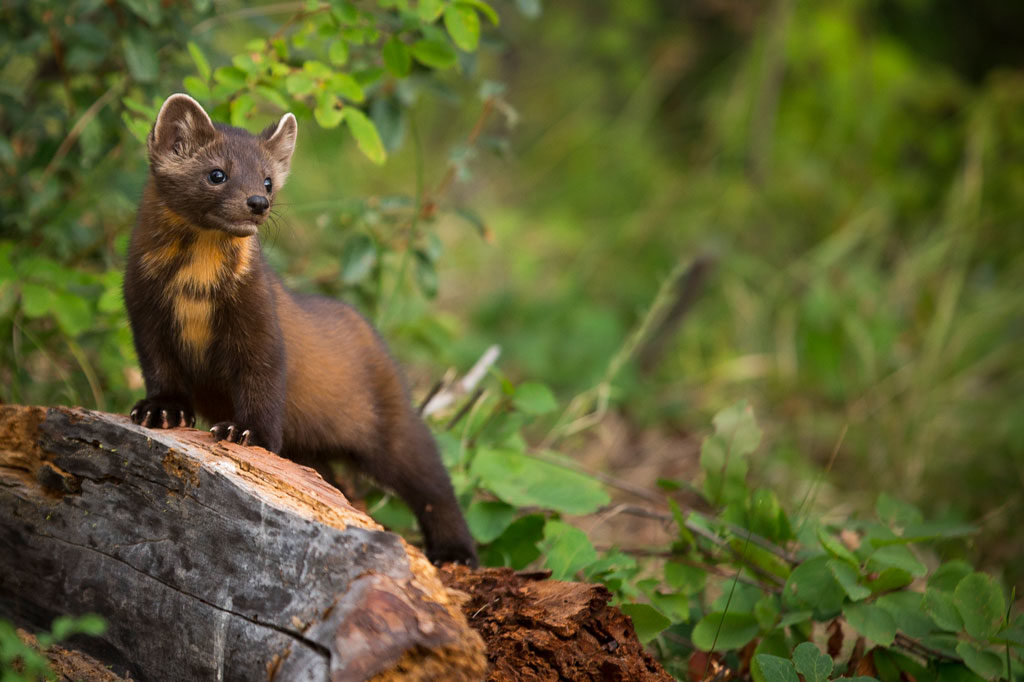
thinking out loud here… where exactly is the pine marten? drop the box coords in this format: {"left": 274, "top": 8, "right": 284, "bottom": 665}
{"left": 124, "top": 93, "right": 477, "bottom": 566}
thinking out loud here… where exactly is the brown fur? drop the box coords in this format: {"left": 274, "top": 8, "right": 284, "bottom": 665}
{"left": 124, "top": 94, "right": 476, "bottom": 566}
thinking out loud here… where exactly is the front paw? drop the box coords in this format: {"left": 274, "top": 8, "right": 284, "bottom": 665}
{"left": 210, "top": 422, "right": 255, "bottom": 446}
{"left": 130, "top": 399, "right": 194, "bottom": 429}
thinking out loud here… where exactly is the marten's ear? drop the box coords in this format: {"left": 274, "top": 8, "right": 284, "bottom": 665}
{"left": 148, "top": 94, "right": 216, "bottom": 159}
{"left": 262, "top": 113, "right": 298, "bottom": 177}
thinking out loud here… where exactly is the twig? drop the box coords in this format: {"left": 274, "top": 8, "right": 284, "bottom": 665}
{"left": 893, "top": 633, "right": 958, "bottom": 662}
{"left": 422, "top": 345, "right": 501, "bottom": 417}
{"left": 445, "top": 388, "right": 485, "bottom": 431}
{"left": 39, "top": 82, "right": 123, "bottom": 183}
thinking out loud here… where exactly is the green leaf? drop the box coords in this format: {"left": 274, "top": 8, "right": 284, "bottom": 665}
{"left": 52, "top": 292, "right": 91, "bottom": 336}
{"left": 285, "top": 71, "right": 317, "bottom": 96}
{"left": 465, "top": 501, "right": 517, "bottom": 543}
{"left": 444, "top": 3, "right": 481, "bottom": 51}
{"left": 620, "top": 603, "right": 671, "bottom": 644}
{"left": 953, "top": 572, "right": 1006, "bottom": 639}
{"left": 829, "top": 559, "right": 871, "bottom": 601}
{"left": 754, "top": 594, "right": 780, "bottom": 629}
{"left": 935, "top": 662, "right": 987, "bottom": 682}
{"left": 930, "top": 560, "right": 974, "bottom": 592}
{"left": 866, "top": 545, "right": 926, "bottom": 577}
{"left": 417, "top": 0, "right": 444, "bottom": 22}
{"left": 328, "top": 39, "right": 349, "bottom": 66}
{"left": 866, "top": 567, "right": 913, "bottom": 593}
{"left": 701, "top": 400, "right": 761, "bottom": 505}
{"left": 471, "top": 448, "right": 609, "bottom": 514}
{"left": 21, "top": 283, "right": 55, "bottom": 318}
{"left": 343, "top": 108, "right": 387, "bottom": 164}
{"left": 230, "top": 94, "right": 255, "bottom": 127}
{"left": 187, "top": 41, "right": 211, "bottom": 81}
{"left": 410, "top": 38, "right": 457, "bottom": 69}
{"left": 955, "top": 641, "right": 1003, "bottom": 680}
{"left": 793, "top": 642, "right": 833, "bottom": 682}
{"left": 340, "top": 233, "right": 377, "bottom": 284}
{"left": 382, "top": 37, "right": 412, "bottom": 77}
{"left": 120, "top": 0, "right": 162, "bottom": 24}
{"left": 876, "top": 493, "right": 923, "bottom": 527}
{"left": 782, "top": 556, "right": 845, "bottom": 618}
{"left": 748, "top": 488, "right": 792, "bottom": 542}
{"left": 183, "top": 76, "right": 211, "bottom": 101}
{"left": 512, "top": 382, "right": 557, "bottom": 415}
{"left": 876, "top": 591, "right": 936, "bottom": 638}
{"left": 664, "top": 562, "right": 705, "bottom": 595}
{"left": 458, "top": 0, "right": 499, "bottom": 25}
{"left": 540, "top": 519, "right": 597, "bottom": 580}
{"left": 925, "top": 588, "right": 964, "bottom": 632}
{"left": 818, "top": 526, "right": 860, "bottom": 565}
{"left": 753, "top": 654, "right": 799, "bottom": 682}
{"left": 691, "top": 612, "right": 760, "bottom": 652}
{"left": 328, "top": 73, "right": 365, "bottom": 103}
{"left": 480, "top": 513, "right": 544, "bottom": 569}
{"left": 843, "top": 602, "right": 897, "bottom": 646}
{"left": 122, "top": 30, "right": 158, "bottom": 82}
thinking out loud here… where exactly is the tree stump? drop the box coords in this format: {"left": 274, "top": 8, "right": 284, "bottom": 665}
{"left": 0, "top": 405, "right": 486, "bottom": 681}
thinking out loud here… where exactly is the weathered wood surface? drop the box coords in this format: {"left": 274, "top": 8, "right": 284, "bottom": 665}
{"left": 0, "top": 406, "right": 486, "bottom": 682}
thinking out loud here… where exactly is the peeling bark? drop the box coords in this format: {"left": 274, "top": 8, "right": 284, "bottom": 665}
{"left": 0, "top": 406, "right": 485, "bottom": 682}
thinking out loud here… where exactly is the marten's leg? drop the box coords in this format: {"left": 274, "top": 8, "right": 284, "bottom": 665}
{"left": 351, "top": 416, "right": 477, "bottom": 567}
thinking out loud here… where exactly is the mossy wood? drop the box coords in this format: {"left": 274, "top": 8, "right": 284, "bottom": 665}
{"left": 0, "top": 406, "right": 485, "bottom": 681}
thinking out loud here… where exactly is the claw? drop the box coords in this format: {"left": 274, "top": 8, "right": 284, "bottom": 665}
{"left": 227, "top": 424, "right": 235, "bottom": 441}
{"left": 178, "top": 413, "right": 186, "bottom": 428}
{"left": 189, "top": 415, "right": 196, "bottom": 428}
{"left": 160, "top": 409, "right": 169, "bottom": 428}
{"left": 143, "top": 410, "right": 153, "bottom": 427}
{"left": 240, "top": 429, "right": 250, "bottom": 446}
{"left": 130, "top": 408, "right": 138, "bottom": 422}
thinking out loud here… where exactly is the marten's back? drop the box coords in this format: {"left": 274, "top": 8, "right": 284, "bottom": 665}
{"left": 270, "top": 278, "right": 414, "bottom": 459}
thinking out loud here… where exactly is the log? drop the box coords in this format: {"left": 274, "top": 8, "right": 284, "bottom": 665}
{"left": 0, "top": 405, "right": 486, "bottom": 682}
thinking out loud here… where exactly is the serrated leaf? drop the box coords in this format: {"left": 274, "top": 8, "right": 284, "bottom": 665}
{"left": 382, "top": 37, "right": 412, "bottom": 77}
{"left": 540, "top": 519, "right": 597, "bottom": 580}
{"left": 793, "top": 642, "right": 833, "bottom": 682}
{"left": 876, "top": 591, "right": 936, "bottom": 638}
{"left": 844, "top": 603, "right": 897, "bottom": 646}
{"left": 471, "top": 448, "right": 608, "bottom": 514}
{"left": 343, "top": 108, "right": 387, "bottom": 164}
{"left": 620, "top": 603, "right": 671, "bottom": 644}
{"left": 866, "top": 566, "right": 913, "bottom": 593}
{"left": 410, "top": 38, "right": 457, "bottom": 69}
{"left": 866, "top": 544, "right": 926, "bottom": 577}
{"left": 954, "top": 572, "right": 1006, "bottom": 639}
{"left": 955, "top": 641, "right": 1003, "bottom": 680}
{"left": 512, "top": 382, "right": 557, "bottom": 415}
{"left": 876, "top": 493, "right": 923, "bottom": 528}
{"left": 465, "top": 500, "right": 516, "bottom": 543}
{"left": 340, "top": 233, "right": 377, "bottom": 284}
{"left": 930, "top": 560, "right": 974, "bottom": 592}
{"left": 753, "top": 654, "right": 799, "bottom": 682}
{"left": 187, "top": 41, "right": 211, "bottom": 81}
{"left": 819, "top": 526, "right": 860, "bottom": 565}
{"left": 829, "top": 559, "right": 871, "bottom": 601}
{"left": 924, "top": 588, "right": 964, "bottom": 632}
{"left": 444, "top": 4, "right": 480, "bottom": 51}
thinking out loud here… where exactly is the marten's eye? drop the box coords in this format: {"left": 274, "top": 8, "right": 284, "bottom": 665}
{"left": 208, "top": 169, "right": 227, "bottom": 184}
{"left": 264, "top": 177, "right": 273, "bottom": 193}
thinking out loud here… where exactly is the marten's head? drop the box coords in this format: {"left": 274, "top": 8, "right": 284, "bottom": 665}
{"left": 147, "top": 94, "right": 297, "bottom": 237}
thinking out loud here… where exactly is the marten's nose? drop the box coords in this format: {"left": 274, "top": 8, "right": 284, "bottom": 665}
{"left": 246, "top": 195, "right": 269, "bottom": 215}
